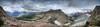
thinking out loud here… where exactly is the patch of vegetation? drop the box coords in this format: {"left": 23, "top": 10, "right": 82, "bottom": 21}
{"left": 0, "top": 19, "right": 4, "bottom": 27}
{"left": 16, "top": 14, "right": 36, "bottom": 21}
{"left": 91, "top": 18, "right": 100, "bottom": 26}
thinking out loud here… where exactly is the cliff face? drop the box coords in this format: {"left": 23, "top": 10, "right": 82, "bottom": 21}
{"left": 88, "top": 6, "right": 100, "bottom": 26}
{"left": 0, "top": 6, "right": 6, "bottom": 27}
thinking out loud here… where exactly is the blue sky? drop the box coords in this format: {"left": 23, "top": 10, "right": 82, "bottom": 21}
{"left": 0, "top": 0, "right": 100, "bottom": 14}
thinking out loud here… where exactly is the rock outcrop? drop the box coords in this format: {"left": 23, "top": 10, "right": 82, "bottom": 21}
{"left": 34, "top": 9, "right": 72, "bottom": 26}
{"left": 87, "top": 6, "right": 100, "bottom": 27}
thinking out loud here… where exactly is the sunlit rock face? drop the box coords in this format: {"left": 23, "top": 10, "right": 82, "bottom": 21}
{"left": 35, "top": 9, "right": 72, "bottom": 26}
{"left": 88, "top": 6, "right": 100, "bottom": 26}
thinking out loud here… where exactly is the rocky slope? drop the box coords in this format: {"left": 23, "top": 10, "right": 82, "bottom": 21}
{"left": 0, "top": 6, "right": 59, "bottom": 27}
{"left": 87, "top": 6, "right": 100, "bottom": 27}
{"left": 0, "top": 6, "right": 73, "bottom": 27}
{"left": 34, "top": 9, "right": 72, "bottom": 25}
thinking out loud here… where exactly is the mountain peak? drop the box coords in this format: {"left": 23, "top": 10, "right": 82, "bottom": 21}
{"left": 42, "top": 9, "right": 63, "bottom": 13}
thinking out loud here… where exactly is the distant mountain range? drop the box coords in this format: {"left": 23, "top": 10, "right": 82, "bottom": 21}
{"left": 6, "top": 9, "right": 91, "bottom": 17}
{"left": 6, "top": 11, "right": 40, "bottom": 17}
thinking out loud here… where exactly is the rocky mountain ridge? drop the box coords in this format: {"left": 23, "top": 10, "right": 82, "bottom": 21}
{"left": 1, "top": 6, "right": 100, "bottom": 27}
{"left": 0, "top": 6, "right": 72, "bottom": 27}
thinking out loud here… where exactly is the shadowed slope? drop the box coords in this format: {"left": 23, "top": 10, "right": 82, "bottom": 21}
{"left": 87, "top": 6, "right": 100, "bottom": 27}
